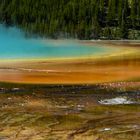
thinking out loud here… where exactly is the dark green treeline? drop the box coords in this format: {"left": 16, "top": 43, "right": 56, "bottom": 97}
{"left": 0, "top": 0, "right": 140, "bottom": 39}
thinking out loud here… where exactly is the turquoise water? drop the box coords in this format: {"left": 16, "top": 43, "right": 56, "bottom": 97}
{"left": 0, "top": 25, "right": 111, "bottom": 60}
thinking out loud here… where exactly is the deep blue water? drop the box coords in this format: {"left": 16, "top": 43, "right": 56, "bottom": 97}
{"left": 0, "top": 25, "right": 111, "bottom": 60}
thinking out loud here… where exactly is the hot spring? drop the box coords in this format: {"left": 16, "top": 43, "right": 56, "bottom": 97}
{"left": 0, "top": 25, "right": 116, "bottom": 60}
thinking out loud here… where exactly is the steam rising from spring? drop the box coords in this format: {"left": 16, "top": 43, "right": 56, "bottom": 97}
{"left": 0, "top": 24, "right": 109, "bottom": 60}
